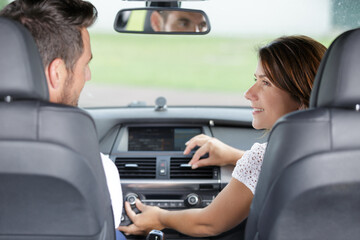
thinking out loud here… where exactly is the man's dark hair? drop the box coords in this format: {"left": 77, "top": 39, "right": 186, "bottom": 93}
{"left": 0, "top": 0, "right": 97, "bottom": 71}
{"left": 158, "top": 10, "right": 170, "bottom": 22}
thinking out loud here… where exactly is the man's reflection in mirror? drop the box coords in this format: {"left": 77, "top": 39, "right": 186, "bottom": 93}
{"left": 150, "top": 10, "right": 208, "bottom": 32}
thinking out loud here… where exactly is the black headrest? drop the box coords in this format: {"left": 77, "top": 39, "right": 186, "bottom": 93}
{"left": 0, "top": 17, "right": 48, "bottom": 101}
{"left": 310, "top": 28, "right": 360, "bottom": 109}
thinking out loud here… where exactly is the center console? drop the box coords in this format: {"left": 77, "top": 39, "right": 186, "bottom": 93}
{"left": 109, "top": 124, "right": 234, "bottom": 239}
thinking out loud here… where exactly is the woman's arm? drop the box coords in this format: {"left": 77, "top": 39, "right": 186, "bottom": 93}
{"left": 118, "top": 178, "right": 253, "bottom": 237}
{"left": 183, "top": 134, "right": 245, "bottom": 169}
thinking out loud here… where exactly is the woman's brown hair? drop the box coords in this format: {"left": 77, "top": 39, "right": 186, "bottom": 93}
{"left": 259, "top": 36, "right": 327, "bottom": 108}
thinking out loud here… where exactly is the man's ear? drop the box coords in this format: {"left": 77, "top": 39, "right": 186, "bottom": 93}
{"left": 44, "top": 58, "right": 68, "bottom": 103}
{"left": 150, "top": 11, "right": 164, "bottom": 31}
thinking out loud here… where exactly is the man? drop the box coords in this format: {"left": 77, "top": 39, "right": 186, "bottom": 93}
{"left": 0, "top": 0, "right": 124, "bottom": 236}
{"left": 150, "top": 10, "right": 208, "bottom": 32}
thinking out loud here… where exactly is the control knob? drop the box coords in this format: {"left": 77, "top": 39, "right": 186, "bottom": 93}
{"left": 125, "top": 193, "right": 139, "bottom": 206}
{"left": 124, "top": 193, "right": 141, "bottom": 215}
{"left": 185, "top": 193, "right": 200, "bottom": 207}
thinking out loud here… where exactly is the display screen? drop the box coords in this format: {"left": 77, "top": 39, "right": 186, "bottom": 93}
{"left": 128, "top": 127, "right": 202, "bottom": 151}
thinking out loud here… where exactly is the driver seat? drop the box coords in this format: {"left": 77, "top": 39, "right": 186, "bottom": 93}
{"left": 0, "top": 17, "right": 115, "bottom": 240}
{"left": 245, "top": 28, "right": 360, "bottom": 240}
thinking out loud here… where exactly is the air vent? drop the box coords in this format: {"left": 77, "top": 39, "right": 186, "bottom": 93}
{"left": 115, "top": 158, "right": 156, "bottom": 179}
{"left": 170, "top": 158, "right": 218, "bottom": 179}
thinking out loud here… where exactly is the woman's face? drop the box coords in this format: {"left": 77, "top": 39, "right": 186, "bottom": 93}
{"left": 244, "top": 60, "right": 300, "bottom": 130}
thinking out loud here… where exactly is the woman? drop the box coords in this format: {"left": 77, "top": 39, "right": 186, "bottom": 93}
{"left": 118, "top": 35, "right": 327, "bottom": 237}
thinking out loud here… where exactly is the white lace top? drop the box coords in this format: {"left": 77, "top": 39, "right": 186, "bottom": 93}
{"left": 232, "top": 142, "right": 267, "bottom": 194}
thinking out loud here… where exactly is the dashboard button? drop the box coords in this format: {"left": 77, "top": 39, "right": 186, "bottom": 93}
{"left": 159, "top": 160, "right": 167, "bottom": 176}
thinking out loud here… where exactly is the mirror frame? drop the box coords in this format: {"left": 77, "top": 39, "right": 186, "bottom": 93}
{"left": 114, "top": 7, "right": 211, "bottom": 35}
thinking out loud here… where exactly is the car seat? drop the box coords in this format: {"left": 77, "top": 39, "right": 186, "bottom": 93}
{"left": 0, "top": 17, "right": 115, "bottom": 240}
{"left": 245, "top": 28, "right": 360, "bottom": 240}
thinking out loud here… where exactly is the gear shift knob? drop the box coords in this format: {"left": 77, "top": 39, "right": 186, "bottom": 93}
{"left": 146, "top": 229, "right": 164, "bottom": 240}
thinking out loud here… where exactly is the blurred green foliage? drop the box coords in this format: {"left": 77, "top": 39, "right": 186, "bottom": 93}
{"left": 0, "top": 0, "right": 8, "bottom": 10}
{"left": 89, "top": 34, "right": 262, "bottom": 93}
{"left": 89, "top": 33, "right": 332, "bottom": 94}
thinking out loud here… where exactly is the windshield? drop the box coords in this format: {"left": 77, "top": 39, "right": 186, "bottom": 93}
{"left": 1, "top": 0, "right": 359, "bottom": 107}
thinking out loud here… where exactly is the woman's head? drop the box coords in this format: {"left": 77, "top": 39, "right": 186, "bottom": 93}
{"left": 245, "top": 35, "right": 327, "bottom": 130}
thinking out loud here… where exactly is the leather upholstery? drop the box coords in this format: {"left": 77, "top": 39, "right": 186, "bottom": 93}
{"left": 0, "top": 17, "right": 48, "bottom": 101}
{"left": 310, "top": 28, "right": 360, "bottom": 109}
{"left": 245, "top": 28, "right": 360, "bottom": 240}
{"left": 0, "top": 17, "right": 115, "bottom": 239}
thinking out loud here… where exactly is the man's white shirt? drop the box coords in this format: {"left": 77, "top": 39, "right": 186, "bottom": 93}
{"left": 101, "top": 153, "right": 123, "bottom": 228}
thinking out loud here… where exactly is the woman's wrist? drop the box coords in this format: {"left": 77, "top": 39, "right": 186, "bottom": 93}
{"left": 157, "top": 207, "right": 169, "bottom": 230}
{"left": 229, "top": 149, "right": 245, "bottom": 165}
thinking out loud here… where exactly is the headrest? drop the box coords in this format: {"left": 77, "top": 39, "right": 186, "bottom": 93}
{"left": 0, "top": 17, "right": 48, "bottom": 102}
{"left": 310, "top": 28, "right": 360, "bottom": 109}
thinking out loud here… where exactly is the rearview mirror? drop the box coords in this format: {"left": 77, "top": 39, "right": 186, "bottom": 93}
{"left": 114, "top": 8, "right": 211, "bottom": 34}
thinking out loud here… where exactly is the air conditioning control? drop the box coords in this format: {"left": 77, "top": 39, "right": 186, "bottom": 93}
{"left": 185, "top": 193, "right": 200, "bottom": 207}
{"left": 125, "top": 193, "right": 139, "bottom": 206}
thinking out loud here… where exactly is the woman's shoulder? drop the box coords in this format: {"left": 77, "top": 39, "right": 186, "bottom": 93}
{"left": 251, "top": 142, "right": 267, "bottom": 149}
{"left": 232, "top": 142, "right": 268, "bottom": 194}
{"left": 249, "top": 142, "right": 267, "bottom": 154}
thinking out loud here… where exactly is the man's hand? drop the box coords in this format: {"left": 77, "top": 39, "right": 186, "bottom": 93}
{"left": 118, "top": 199, "right": 165, "bottom": 236}
{"left": 183, "top": 134, "right": 244, "bottom": 169}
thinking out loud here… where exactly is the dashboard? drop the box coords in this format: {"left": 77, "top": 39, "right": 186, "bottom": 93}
{"left": 87, "top": 106, "right": 266, "bottom": 240}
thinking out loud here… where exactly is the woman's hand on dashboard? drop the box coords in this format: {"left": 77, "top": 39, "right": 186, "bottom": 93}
{"left": 184, "top": 134, "right": 244, "bottom": 169}
{"left": 118, "top": 199, "right": 165, "bottom": 236}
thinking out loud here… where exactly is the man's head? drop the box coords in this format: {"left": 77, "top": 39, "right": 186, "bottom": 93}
{"left": 150, "top": 10, "right": 208, "bottom": 33}
{"left": 0, "top": 0, "right": 97, "bottom": 106}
